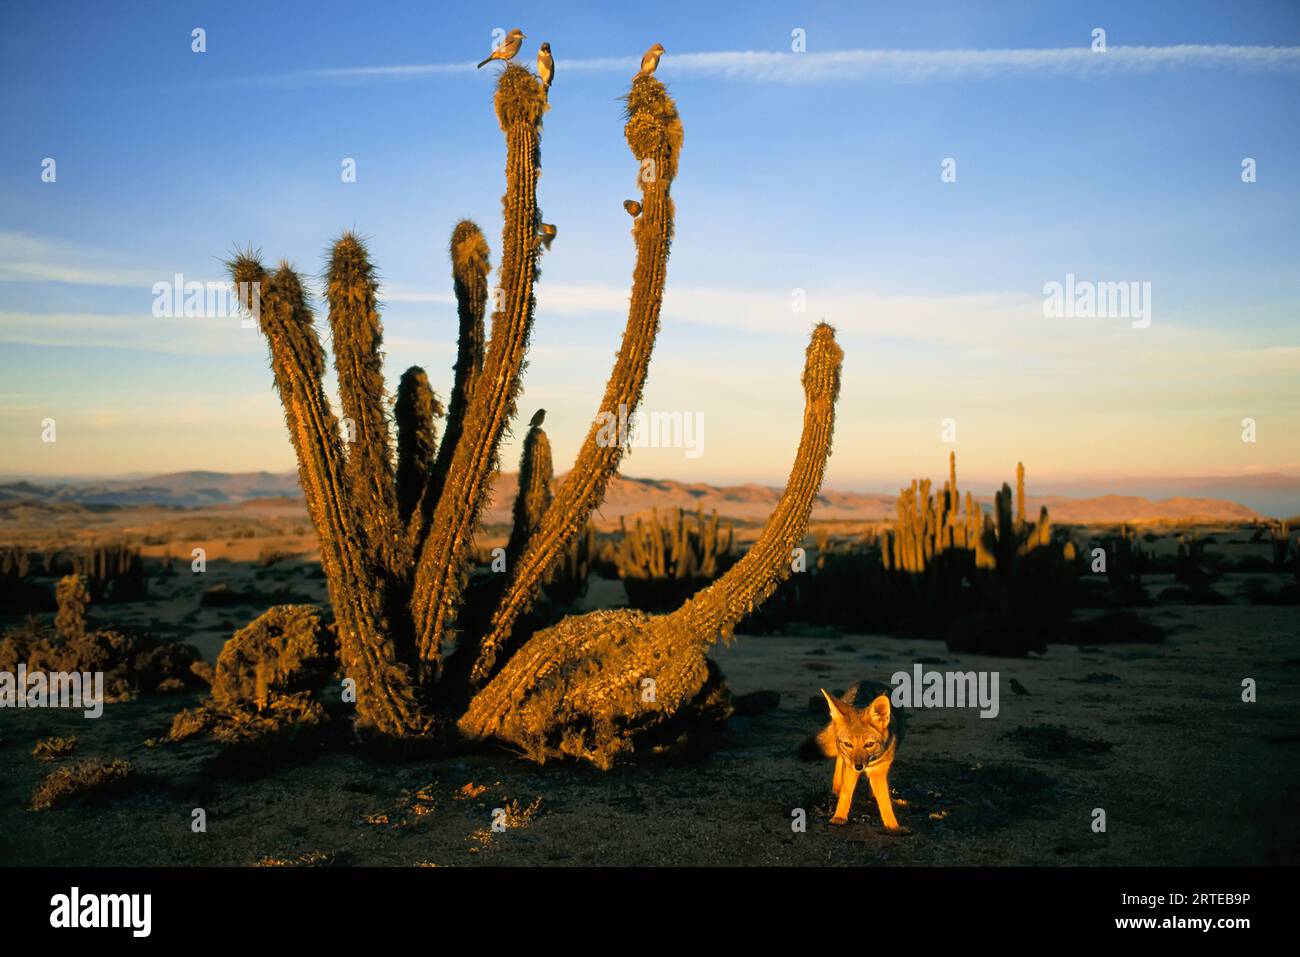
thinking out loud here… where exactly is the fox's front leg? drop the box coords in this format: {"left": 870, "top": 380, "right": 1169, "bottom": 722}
{"left": 832, "top": 755, "right": 845, "bottom": 796}
{"left": 830, "top": 768, "right": 858, "bottom": 825}
{"left": 867, "top": 768, "right": 907, "bottom": 833}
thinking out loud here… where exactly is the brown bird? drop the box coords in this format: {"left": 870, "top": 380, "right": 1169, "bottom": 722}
{"left": 477, "top": 28, "right": 525, "bottom": 69}
{"left": 537, "top": 42, "right": 554, "bottom": 90}
{"left": 539, "top": 223, "right": 557, "bottom": 250}
{"left": 636, "top": 42, "right": 665, "bottom": 78}
{"left": 529, "top": 409, "right": 546, "bottom": 428}
{"left": 623, "top": 200, "right": 642, "bottom": 217}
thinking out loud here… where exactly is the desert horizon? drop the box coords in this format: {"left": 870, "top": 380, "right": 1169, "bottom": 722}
{"left": 3, "top": 464, "right": 1299, "bottom": 525}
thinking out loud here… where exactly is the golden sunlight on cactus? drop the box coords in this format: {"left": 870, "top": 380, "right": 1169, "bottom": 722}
{"left": 466, "top": 72, "right": 685, "bottom": 687}
{"left": 212, "top": 54, "right": 843, "bottom": 763}
{"left": 458, "top": 324, "right": 844, "bottom": 766}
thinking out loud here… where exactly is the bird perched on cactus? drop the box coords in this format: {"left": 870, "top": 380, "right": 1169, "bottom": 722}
{"left": 537, "top": 42, "right": 554, "bottom": 90}
{"left": 539, "top": 223, "right": 557, "bottom": 250}
{"left": 478, "top": 28, "right": 525, "bottom": 68}
{"left": 623, "top": 199, "right": 642, "bottom": 217}
{"left": 530, "top": 408, "right": 546, "bottom": 428}
{"left": 637, "top": 42, "right": 665, "bottom": 77}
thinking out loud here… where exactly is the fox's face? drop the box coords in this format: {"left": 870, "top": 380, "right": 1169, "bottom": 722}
{"left": 822, "top": 689, "right": 892, "bottom": 773}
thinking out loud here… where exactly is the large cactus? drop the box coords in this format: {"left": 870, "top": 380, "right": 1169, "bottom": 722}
{"left": 216, "top": 54, "right": 844, "bottom": 761}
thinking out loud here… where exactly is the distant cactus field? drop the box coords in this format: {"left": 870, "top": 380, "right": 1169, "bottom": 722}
{"left": 614, "top": 507, "right": 736, "bottom": 611}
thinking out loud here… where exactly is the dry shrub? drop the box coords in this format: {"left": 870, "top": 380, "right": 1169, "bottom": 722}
{"left": 168, "top": 605, "right": 334, "bottom": 745}
{"left": 3, "top": 575, "right": 202, "bottom": 699}
{"left": 31, "top": 736, "right": 77, "bottom": 762}
{"left": 31, "top": 758, "right": 133, "bottom": 811}
{"left": 211, "top": 604, "right": 334, "bottom": 711}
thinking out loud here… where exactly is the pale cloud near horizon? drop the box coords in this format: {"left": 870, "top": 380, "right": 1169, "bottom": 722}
{"left": 5, "top": 231, "right": 1296, "bottom": 482}
{"left": 0, "top": 311, "right": 264, "bottom": 355}
{"left": 6, "top": 280, "right": 1299, "bottom": 370}
{"left": 4, "top": 225, "right": 1297, "bottom": 379}
{"left": 236, "top": 44, "right": 1300, "bottom": 88}
{"left": 5, "top": 295, "right": 1295, "bottom": 482}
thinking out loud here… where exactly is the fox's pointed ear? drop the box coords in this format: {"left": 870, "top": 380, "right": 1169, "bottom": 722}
{"left": 867, "top": 693, "right": 891, "bottom": 729}
{"left": 821, "top": 688, "right": 852, "bottom": 726}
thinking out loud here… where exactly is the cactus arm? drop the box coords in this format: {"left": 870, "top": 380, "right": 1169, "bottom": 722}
{"left": 408, "top": 221, "right": 491, "bottom": 549}
{"left": 664, "top": 323, "right": 842, "bottom": 642}
{"left": 394, "top": 366, "right": 442, "bottom": 523}
{"left": 233, "top": 256, "right": 423, "bottom": 736}
{"left": 506, "top": 418, "right": 554, "bottom": 566}
{"left": 949, "top": 451, "right": 958, "bottom": 517}
{"left": 466, "top": 75, "right": 683, "bottom": 686}
{"left": 460, "top": 324, "right": 844, "bottom": 756}
{"left": 326, "top": 233, "right": 403, "bottom": 573}
{"left": 1015, "top": 461, "right": 1026, "bottom": 530}
{"left": 410, "top": 64, "right": 546, "bottom": 675}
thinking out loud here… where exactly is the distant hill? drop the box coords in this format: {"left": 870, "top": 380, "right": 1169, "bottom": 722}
{"left": 483, "top": 474, "right": 898, "bottom": 527}
{"left": 1026, "top": 473, "right": 1300, "bottom": 519}
{"left": 1029, "top": 493, "right": 1259, "bottom": 525}
{"left": 0, "top": 470, "right": 1274, "bottom": 526}
{"left": 0, "top": 471, "right": 300, "bottom": 509}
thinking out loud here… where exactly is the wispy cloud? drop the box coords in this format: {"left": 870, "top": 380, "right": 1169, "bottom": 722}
{"left": 669, "top": 45, "right": 1300, "bottom": 83}
{"left": 0, "top": 231, "right": 222, "bottom": 289}
{"left": 235, "top": 44, "right": 1300, "bottom": 88}
{"left": 0, "top": 311, "right": 263, "bottom": 356}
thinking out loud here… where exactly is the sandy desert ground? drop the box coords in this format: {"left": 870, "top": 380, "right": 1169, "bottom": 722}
{"left": 1, "top": 505, "right": 1297, "bottom": 866}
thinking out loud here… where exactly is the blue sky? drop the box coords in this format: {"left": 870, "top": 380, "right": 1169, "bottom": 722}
{"left": 1, "top": 0, "right": 1298, "bottom": 495}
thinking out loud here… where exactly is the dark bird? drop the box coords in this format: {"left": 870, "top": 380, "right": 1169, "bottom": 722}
{"left": 623, "top": 200, "right": 642, "bottom": 217}
{"left": 1009, "top": 678, "right": 1031, "bottom": 696}
{"left": 539, "top": 223, "right": 557, "bottom": 251}
{"left": 529, "top": 409, "right": 546, "bottom": 428}
{"left": 636, "top": 42, "right": 665, "bottom": 78}
{"left": 477, "top": 28, "right": 525, "bottom": 69}
{"left": 537, "top": 42, "right": 554, "bottom": 90}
